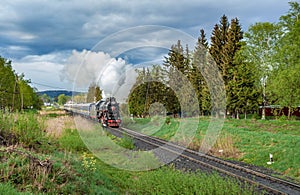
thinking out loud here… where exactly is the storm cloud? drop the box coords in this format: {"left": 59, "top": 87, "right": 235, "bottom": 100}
{"left": 0, "top": 0, "right": 291, "bottom": 90}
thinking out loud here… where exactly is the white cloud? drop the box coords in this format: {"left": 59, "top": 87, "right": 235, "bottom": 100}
{"left": 12, "top": 51, "right": 71, "bottom": 91}
{"left": 61, "top": 50, "right": 134, "bottom": 95}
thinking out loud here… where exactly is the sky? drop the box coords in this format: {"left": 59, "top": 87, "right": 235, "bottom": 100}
{"left": 0, "top": 0, "right": 292, "bottom": 94}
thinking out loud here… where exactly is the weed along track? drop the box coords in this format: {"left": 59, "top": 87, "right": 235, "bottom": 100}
{"left": 106, "top": 126, "right": 300, "bottom": 195}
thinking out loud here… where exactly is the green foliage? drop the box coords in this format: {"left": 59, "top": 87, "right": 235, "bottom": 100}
{"left": 81, "top": 152, "right": 97, "bottom": 172}
{"left": 0, "top": 146, "right": 116, "bottom": 194}
{"left": 267, "top": 2, "right": 300, "bottom": 118}
{"left": 118, "top": 134, "right": 135, "bottom": 150}
{"left": 210, "top": 15, "right": 246, "bottom": 116}
{"left": 0, "top": 182, "right": 30, "bottom": 194}
{"left": 57, "top": 94, "right": 70, "bottom": 105}
{"left": 106, "top": 133, "right": 135, "bottom": 150}
{"left": 58, "top": 128, "right": 87, "bottom": 152}
{"left": 128, "top": 66, "right": 180, "bottom": 116}
{"left": 125, "top": 117, "right": 300, "bottom": 181}
{"left": 41, "top": 93, "right": 51, "bottom": 104}
{"left": 0, "top": 111, "right": 268, "bottom": 194}
{"left": 86, "top": 82, "right": 103, "bottom": 103}
{"left": 191, "top": 29, "right": 211, "bottom": 115}
{"left": 126, "top": 167, "right": 255, "bottom": 195}
{"left": 0, "top": 111, "right": 49, "bottom": 149}
{"left": 0, "top": 56, "right": 42, "bottom": 111}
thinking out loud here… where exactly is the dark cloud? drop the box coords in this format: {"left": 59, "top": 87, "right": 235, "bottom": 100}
{"left": 0, "top": 0, "right": 291, "bottom": 90}
{"left": 0, "top": 0, "right": 291, "bottom": 59}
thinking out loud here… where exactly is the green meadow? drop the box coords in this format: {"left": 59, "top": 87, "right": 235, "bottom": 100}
{"left": 0, "top": 110, "right": 257, "bottom": 194}
{"left": 123, "top": 116, "right": 300, "bottom": 182}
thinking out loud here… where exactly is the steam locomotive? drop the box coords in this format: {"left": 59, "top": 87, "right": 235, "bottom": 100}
{"left": 64, "top": 97, "right": 121, "bottom": 127}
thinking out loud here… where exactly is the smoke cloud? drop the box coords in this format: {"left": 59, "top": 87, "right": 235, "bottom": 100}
{"left": 60, "top": 49, "right": 134, "bottom": 96}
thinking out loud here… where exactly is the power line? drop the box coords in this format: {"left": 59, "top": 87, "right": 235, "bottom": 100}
{"left": 30, "top": 82, "right": 67, "bottom": 90}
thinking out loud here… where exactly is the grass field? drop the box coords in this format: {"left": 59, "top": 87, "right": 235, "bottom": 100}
{"left": 123, "top": 116, "right": 300, "bottom": 182}
{"left": 0, "top": 110, "right": 258, "bottom": 194}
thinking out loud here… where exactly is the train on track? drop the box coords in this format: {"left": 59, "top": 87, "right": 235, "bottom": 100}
{"left": 64, "top": 97, "right": 122, "bottom": 127}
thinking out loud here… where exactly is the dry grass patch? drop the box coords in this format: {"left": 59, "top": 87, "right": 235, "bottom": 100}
{"left": 209, "top": 134, "right": 242, "bottom": 159}
{"left": 45, "top": 116, "right": 75, "bottom": 138}
{"left": 188, "top": 134, "right": 242, "bottom": 159}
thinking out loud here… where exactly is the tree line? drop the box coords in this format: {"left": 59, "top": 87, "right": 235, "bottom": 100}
{"left": 53, "top": 83, "right": 103, "bottom": 105}
{"left": 128, "top": 2, "right": 300, "bottom": 119}
{"left": 0, "top": 57, "right": 43, "bottom": 111}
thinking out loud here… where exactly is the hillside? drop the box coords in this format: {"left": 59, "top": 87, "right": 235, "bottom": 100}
{"left": 37, "top": 90, "right": 83, "bottom": 98}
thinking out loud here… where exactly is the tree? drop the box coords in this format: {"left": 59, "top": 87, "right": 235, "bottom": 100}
{"left": 128, "top": 66, "right": 178, "bottom": 117}
{"left": 86, "top": 83, "right": 103, "bottom": 103}
{"left": 41, "top": 93, "right": 51, "bottom": 104}
{"left": 191, "top": 29, "right": 211, "bottom": 115}
{"left": 268, "top": 1, "right": 300, "bottom": 118}
{"left": 73, "top": 93, "right": 86, "bottom": 103}
{"left": 0, "top": 57, "right": 19, "bottom": 110}
{"left": 0, "top": 56, "right": 43, "bottom": 111}
{"left": 209, "top": 15, "right": 244, "bottom": 117}
{"left": 243, "top": 22, "right": 280, "bottom": 119}
{"left": 210, "top": 15, "right": 229, "bottom": 77}
{"left": 223, "top": 18, "right": 244, "bottom": 117}
{"left": 228, "top": 42, "right": 260, "bottom": 119}
{"left": 57, "top": 94, "right": 68, "bottom": 105}
{"left": 163, "top": 40, "right": 199, "bottom": 116}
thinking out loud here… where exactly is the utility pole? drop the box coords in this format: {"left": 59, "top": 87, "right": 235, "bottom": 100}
{"left": 262, "top": 76, "right": 266, "bottom": 120}
{"left": 12, "top": 75, "right": 18, "bottom": 112}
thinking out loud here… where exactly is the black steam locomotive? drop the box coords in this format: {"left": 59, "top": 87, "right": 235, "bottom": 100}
{"left": 96, "top": 97, "right": 121, "bottom": 127}
{"left": 64, "top": 97, "right": 121, "bottom": 127}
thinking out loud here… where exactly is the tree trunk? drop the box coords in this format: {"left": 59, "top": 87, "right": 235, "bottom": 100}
{"left": 216, "top": 111, "right": 220, "bottom": 118}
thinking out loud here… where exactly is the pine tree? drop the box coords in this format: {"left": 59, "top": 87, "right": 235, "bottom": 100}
{"left": 224, "top": 18, "right": 244, "bottom": 116}
{"left": 192, "top": 29, "right": 211, "bottom": 115}
{"left": 209, "top": 15, "right": 244, "bottom": 117}
{"left": 163, "top": 40, "right": 188, "bottom": 115}
{"left": 199, "top": 29, "right": 209, "bottom": 48}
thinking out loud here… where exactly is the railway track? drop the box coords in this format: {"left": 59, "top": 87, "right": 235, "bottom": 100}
{"left": 106, "top": 126, "right": 300, "bottom": 195}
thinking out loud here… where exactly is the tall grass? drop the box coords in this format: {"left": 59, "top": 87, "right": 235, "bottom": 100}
{"left": 0, "top": 111, "right": 48, "bottom": 149}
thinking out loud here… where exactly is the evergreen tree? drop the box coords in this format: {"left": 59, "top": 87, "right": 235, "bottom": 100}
{"left": 224, "top": 18, "right": 244, "bottom": 116}
{"left": 198, "top": 29, "right": 209, "bottom": 48}
{"left": 86, "top": 83, "right": 103, "bottom": 103}
{"left": 163, "top": 40, "right": 188, "bottom": 115}
{"left": 210, "top": 15, "right": 230, "bottom": 90}
{"left": 209, "top": 15, "right": 243, "bottom": 117}
{"left": 228, "top": 42, "right": 260, "bottom": 119}
{"left": 192, "top": 29, "right": 211, "bottom": 115}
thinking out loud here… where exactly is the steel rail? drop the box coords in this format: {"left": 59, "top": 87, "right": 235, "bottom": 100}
{"left": 107, "top": 126, "right": 300, "bottom": 195}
